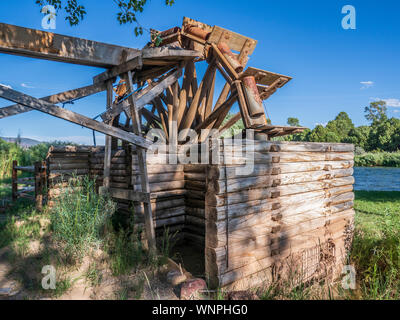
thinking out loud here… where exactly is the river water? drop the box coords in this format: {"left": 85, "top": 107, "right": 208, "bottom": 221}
{"left": 354, "top": 167, "right": 400, "bottom": 191}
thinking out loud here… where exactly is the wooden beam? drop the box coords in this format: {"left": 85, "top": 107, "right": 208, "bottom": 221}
{"left": 100, "top": 68, "right": 182, "bottom": 123}
{"left": 0, "top": 23, "right": 140, "bottom": 67}
{"left": 179, "top": 60, "right": 217, "bottom": 132}
{"left": 93, "top": 56, "right": 143, "bottom": 84}
{"left": 103, "top": 81, "right": 114, "bottom": 189}
{"left": 0, "top": 82, "right": 107, "bottom": 119}
{"left": 177, "top": 61, "right": 194, "bottom": 127}
{"left": 215, "top": 112, "right": 242, "bottom": 138}
{"left": 142, "top": 47, "right": 200, "bottom": 60}
{"left": 123, "top": 71, "right": 156, "bottom": 252}
{"left": 195, "top": 91, "right": 238, "bottom": 133}
{"left": 0, "top": 85, "right": 151, "bottom": 149}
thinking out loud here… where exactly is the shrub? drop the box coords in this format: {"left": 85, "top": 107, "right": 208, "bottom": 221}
{"left": 50, "top": 175, "right": 116, "bottom": 261}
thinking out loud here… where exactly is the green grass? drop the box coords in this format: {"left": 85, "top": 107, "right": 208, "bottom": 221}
{"left": 351, "top": 191, "right": 400, "bottom": 299}
{"left": 50, "top": 175, "right": 116, "bottom": 262}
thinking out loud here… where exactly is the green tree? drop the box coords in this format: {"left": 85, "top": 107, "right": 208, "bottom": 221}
{"left": 35, "top": 0, "right": 175, "bottom": 36}
{"left": 325, "top": 111, "right": 354, "bottom": 141}
{"left": 307, "top": 125, "right": 341, "bottom": 143}
{"left": 342, "top": 126, "right": 371, "bottom": 150}
{"left": 365, "top": 100, "right": 387, "bottom": 124}
{"left": 368, "top": 118, "right": 400, "bottom": 151}
{"left": 287, "top": 117, "right": 300, "bottom": 127}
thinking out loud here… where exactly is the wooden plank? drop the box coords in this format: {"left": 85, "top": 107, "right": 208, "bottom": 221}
{"left": 142, "top": 48, "right": 200, "bottom": 60}
{"left": 211, "top": 43, "right": 239, "bottom": 80}
{"left": 0, "top": 85, "right": 151, "bottom": 149}
{"left": 0, "top": 22, "right": 140, "bottom": 67}
{"left": 105, "top": 188, "right": 150, "bottom": 203}
{"left": 208, "top": 25, "right": 257, "bottom": 55}
{"left": 0, "top": 82, "right": 107, "bottom": 119}
{"left": 241, "top": 67, "right": 292, "bottom": 86}
{"left": 93, "top": 56, "right": 143, "bottom": 84}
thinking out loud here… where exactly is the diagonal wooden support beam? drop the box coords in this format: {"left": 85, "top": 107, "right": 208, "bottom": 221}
{"left": 195, "top": 91, "right": 238, "bottom": 133}
{"left": 100, "top": 68, "right": 182, "bottom": 123}
{"left": 0, "top": 85, "right": 151, "bottom": 149}
{"left": 93, "top": 56, "right": 143, "bottom": 84}
{"left": 0, "top": 23, "right": 140, "bottom": 67}
{"left": 0, "top": 82, "right": 107, "bottom": 119}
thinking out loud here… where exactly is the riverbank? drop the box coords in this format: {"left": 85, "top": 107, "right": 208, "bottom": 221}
{"left": 355, "top": 152, "right": 400, "bottom": 167}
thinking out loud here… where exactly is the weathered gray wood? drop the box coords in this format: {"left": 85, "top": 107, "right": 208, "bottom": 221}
{"left": 105, "top": 187, "right": 150, "bottom": 203}
{"left": 0, "top": 85, "right": 151, "bottom": 149}
{"left": 0, "top": 22, "right": 140, "bottom": 67}
{"left": 124, "top": 70, "right": 156, "bottom": 252}
{"left": 0, "top": 82, "right": 107, "bottom": 119}
{"left": 141, "top": 48, "right": 200, "bottom": 60}
{"left": 103, "top": 81, "right": 114, "bottom": 189}
{"left": 100, "top": 68, "right": 182, "bottom": 123}
{"left": 93, "top": 56, "right": 143, "bottom": 84}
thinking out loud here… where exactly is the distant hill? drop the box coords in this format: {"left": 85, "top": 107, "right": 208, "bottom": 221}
{"left": 0, "top": 137, "right": 42, "bottom": 148}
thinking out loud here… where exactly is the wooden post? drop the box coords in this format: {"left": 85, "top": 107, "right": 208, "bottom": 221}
{"left": 124, "top": 70, "right": 157, "bottom": 253}
{"left": 34, "top": 161, "right": 43, "bottom": 210}
{"left": 12, "top": 160, "right": 17, "bottom": 202}
{"left": 42, "top": 160, "right": 48, "bottom": 206}
{"left": 103, "top": 80, "right": 114, "bottom": 190}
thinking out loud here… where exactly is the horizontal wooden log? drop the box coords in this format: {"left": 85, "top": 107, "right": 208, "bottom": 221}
{"left": 49, "top": 163, "right": 89, "bottom": 170}
{"left": 219, "top": 140, "right": 354, "bottom": 153}
{"left": 206, "top": 178, "right": 354, "bottom": 207}
{"left": 208, "top": 169, "right": 353, "bottom": 194}
{"left": 132, "top": 171, "right": 184, "bottom": 184}
{"left": 207, "top": 161, "right": 354, "bottom": 180}
{"left": 215, "top": 227, "right": 349, "bottom": 287}
{"left": 206, "top": 200, "right": 354, "bottom": 248}
{"left": 134, "top": 198, "right": 185, "bottom": 215}
{"left": 186, "top": 207, "right": 205, "bottom": 218}
{"left": 0, "top": 22, "right": 140, "bottom": 67}
{"left": 217, "top": 151, "right": 354, "bottom": 165}
{"left": 132, "top": 180, "right": 185, "bottom": 193}
{"left": 209, "top": 214, "right": 352, "bottom": 277}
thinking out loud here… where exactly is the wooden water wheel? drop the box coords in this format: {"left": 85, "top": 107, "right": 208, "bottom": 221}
{"left": 101, "top": 17, "right": 305, "bottom": 145}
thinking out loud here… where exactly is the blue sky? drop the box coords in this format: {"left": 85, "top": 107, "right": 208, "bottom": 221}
{"left": 0, "top": 0, "right": 399, "bottom": 144}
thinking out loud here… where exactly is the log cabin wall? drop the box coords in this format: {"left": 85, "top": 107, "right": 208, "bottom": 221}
{"left": 47, "top": 141, "right": 355, "bottom": 290}
{"left": 184, "top": 164, "right": 207, "bottom": 248}
{"left": 205, "top": 140, "right": 355, "bottom": 290}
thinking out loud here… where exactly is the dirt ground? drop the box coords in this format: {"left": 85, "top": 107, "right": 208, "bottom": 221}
{"left": 0, "top": 243, "right": 185, "bottom": 300}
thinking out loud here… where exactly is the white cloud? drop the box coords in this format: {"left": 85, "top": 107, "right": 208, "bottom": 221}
{"left": 360, "top": 81, "right": 374, "bottom": 89}
{"left": 315, "top": 122, "right": 327, "bottom": 127}
{"left": 384, "top": 98, "right": 400, "bottom": 107}
{"left": 0, "top": 83, "right": 12, "bottom": 89}
{"left": 371, "top": 97, "right": 400, "bottom": 107}
{"left": 21, "top": 83, "right": 35, "bottom": 89}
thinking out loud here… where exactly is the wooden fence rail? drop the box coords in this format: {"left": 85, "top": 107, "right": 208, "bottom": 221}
{"left": 12, "top": 160, "right": 47, "bottom": 210}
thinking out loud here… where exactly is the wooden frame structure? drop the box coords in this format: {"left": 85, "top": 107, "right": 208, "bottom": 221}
{"left": 0, "top": 18, "right": 306, "bottom": 253}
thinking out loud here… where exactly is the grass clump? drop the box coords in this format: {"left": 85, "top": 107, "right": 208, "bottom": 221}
{"left": 350, "top": 191, "right": 400, "bottom": 299}
{"left": 0, "top": 206, "right": 44, "bottom": 255}
{"left": 108, "top": 226, "right": 144, "bottom": 276}
{"left": 50, "top": 175, "right": 116, "bottom": 262}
